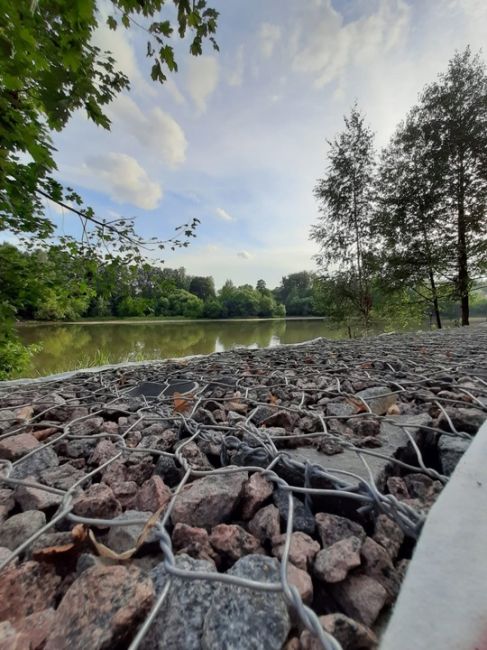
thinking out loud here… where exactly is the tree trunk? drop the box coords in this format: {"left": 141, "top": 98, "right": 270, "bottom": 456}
{"left": 457, "top": 162, "right": 469, "bottom": 326}
{"left": 428, "top": 269, "right": 442, "bottom": 329}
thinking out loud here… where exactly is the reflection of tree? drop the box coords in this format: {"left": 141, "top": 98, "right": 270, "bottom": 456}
{"left": 18, "top": 319, "right": 348, "bottom": 376}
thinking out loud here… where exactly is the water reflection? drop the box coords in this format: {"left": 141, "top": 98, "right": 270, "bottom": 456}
{"left": 16, "top": 318, "right": 356, "bottom": 377}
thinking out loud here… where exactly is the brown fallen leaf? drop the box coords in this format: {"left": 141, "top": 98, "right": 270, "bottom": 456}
{"left": 33, "top": 427, "right": 58, "bottom": 441}
{"left": 268, "top": 393, "right": 279, "bottom": 405}
{"left": 345, "top": 396, "right": 369, "bottom": 414}
{"left": 32, "top": 525, "right": 88, "bottom": 562}
{"left": 359, "top": 361, "right": 373, "bottom": 369}
{"left": 387, "top": 404, "right": 401, "bottom": 416}
{"left": 89, "top": 505, "right": 165, "bottom": 561}
{"left": 173, "top": 391, "right": 194, "bottom": 414}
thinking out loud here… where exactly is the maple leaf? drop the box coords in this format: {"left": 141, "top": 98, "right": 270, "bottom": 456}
{"left": 173, "top": 391, "right": 194, "bottom": 414}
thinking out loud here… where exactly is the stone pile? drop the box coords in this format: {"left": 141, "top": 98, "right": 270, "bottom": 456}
{"left": 0, "top": 325, "right": 486, "bottom": 649}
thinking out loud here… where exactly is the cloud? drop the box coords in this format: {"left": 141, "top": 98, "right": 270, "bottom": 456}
{"left": 109, "top": 95, "right": 187, "bottom": 167}
{"left": 83, "top": 152, "right": 162, "bottom": 209}
{"left": 215, "top": 207, "right": 234, "bottom": 221}
{"left": 292, "top": 0, "right": 410, "bottom": 87}
{"left": 186, "top": 55, "right": 219, "bottom": 112}
{"left": 237, "top": 250, "right": 252, "bottom": 259}
{"left": 260, "top": 23, "right": 282, "bottom": 58}
{"left": 228, "top": 45, "right": 245, "bottom": 86}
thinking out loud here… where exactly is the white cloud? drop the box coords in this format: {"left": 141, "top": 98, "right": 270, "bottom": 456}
{"left": 109, "top": 95, "right": 187, "bottom": 168}
{"left": 237, "top": 250, "right": 252, "bottom": 259}
{"left": 228, "top": 45, "right": 245, "bottom": 86}
{"left": 83, "top": 152, "right": 162, "bottom": 209}
{"left": 215, "top": 207, "right": 234, "bottom": 221}
{"left": 292, "top": 0, "right": 410, "bottom": 87}
{"left": 260, "top": 23, "right": 282, "bottom": 58}
{"left": 186, "top": 55, "right": 219, "bottom": 112}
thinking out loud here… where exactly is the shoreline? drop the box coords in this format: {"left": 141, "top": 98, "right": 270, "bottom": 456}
{"left": 16, "top": 316, "right": 327, "bottom": 327}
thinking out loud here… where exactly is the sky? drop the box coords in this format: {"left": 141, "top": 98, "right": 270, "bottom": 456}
{"left": 41, "top": 0, "right": 487, "bottom": 288}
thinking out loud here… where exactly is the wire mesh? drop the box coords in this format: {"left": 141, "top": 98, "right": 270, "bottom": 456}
{"left": 1, "top": 325, "right": 486, "bottom": 649}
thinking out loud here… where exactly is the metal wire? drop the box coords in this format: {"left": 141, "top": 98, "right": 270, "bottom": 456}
{"left": 0, "top": 325, "right": 486, "bottom": 649}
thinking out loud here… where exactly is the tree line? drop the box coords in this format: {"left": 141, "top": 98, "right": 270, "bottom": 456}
{"left": 311, "top": 47, "right": 487, "bottom": 329}
{"left": 1, "top": 242, "right": 340, "bottom": 322}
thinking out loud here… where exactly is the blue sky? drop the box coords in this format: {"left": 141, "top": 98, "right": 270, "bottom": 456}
{"left": 42, "top": 0, "right": 487, "bottom": 287}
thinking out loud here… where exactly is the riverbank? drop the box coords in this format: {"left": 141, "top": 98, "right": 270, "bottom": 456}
{"left": 17, "top": 316, "right": 327, "bottom": 326}
{"left": 0, "top": 326, "right": 486, "bottom": 649}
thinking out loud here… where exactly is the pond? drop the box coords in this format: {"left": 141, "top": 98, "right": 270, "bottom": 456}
{"left": 14, "top": 318, "right": 390, "bottom": 378}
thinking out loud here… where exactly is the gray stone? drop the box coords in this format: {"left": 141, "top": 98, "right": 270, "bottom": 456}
{"left": 38, "top": 463, "right": 86, "bottom": 490}
{"left": 140, "top": 554, "right": 218, "bottom": 650}
{"left": 331, "top": 574, "right": 387, "bottom": 627}
{"left": 171, "top": 471, "right": 248, "bottom": 528}
{"left": 314, "top": 536, "right": 362, "bottom": 583}
{"left": 0, "top": 510, "right": 46, "bottom": 550}
{"left": 273, "top": 489, "right": 315, "bottom": 536}
{"left": 10, "top": 446, "right": 59, "bottom": 480}
{"left": 106, "top": 510, "right": 157, "bottom": 554}
{"left": 154, "top": 455, "right": 183, "bottom": 487}
{"left": 315, "top": 513, "right": 366, "bottom": 547}
{"left": 438, "top": 407, "right": 485, "bottom": 435}
{"left": 438, "top": 435, "right": 471, "bottom": 475}
{"left": 202, "top": 555, "right": 291, "bottom": 650}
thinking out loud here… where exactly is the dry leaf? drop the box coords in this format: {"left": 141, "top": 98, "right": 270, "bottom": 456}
{"left": 89, "top": 506, "right": 165, "bottom": 561}
{"left": 359, "top": 361, "right": 373, "bottom": 369}
{"left": 268, "top": 393, "right": 279, "bottom": 405}
{"left": 32, "top": 525, "right": 88, "bottom": 562}
{"left": 33, "top": 427, "right": 58, "bottom": 441}
{"left": 173, "top": 391, "right": 194, "bottom": 414}
{"left": 345, "top": 396, "right": 368, "bottom": 414}
{"left": 387, "top": 404, "right": 401, "bottom": 416}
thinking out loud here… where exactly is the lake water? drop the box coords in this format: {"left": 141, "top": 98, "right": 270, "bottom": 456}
{"left": 15, "top": 318, "right": 376, "bottom": 378}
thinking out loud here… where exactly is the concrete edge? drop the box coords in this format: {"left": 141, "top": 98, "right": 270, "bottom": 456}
{"left": 380, "top": 419, "right": 487, "bottom": 650}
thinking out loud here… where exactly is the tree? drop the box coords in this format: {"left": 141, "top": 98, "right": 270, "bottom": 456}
{"left": 419, "top": 48, "right": 487, "bottom": 325}
{"left": 189, "top": 276, "right": 216, "bottom": 301}
{"left": 0, "top": 0, "right": 218, "bottom": 258}
{"left": 311, "top": 105, "right": 376, "bottom": 326}
{"left": 375, "top": 108, "right": 452, "bottom": 329}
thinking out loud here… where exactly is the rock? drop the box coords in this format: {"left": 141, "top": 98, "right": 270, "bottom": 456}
{"left": 300, "top": 613, "right": 377, "bottom": 650}
{"left": 125, "top": 458, "right": 155, "bottom": 486}
{"left": 438, "top": 407, "right": 485, "bottom": 434}
{"left": 38, "top": 463, "right": 86, "bottom": 490}
{"left": 438, "top": 435, "right": 471, "bottom": 475}
{"left": 241, "top": 472, "right": 274, "bottom": 519}
{"left": 326, "top": 402, "right": 356, "bottom": 417}
{"left": 70, "top": 416, "right": 104, "bottom": 435}
{"left": 273, "top": 490, "right": 315, "bottom": 536}
{"left": 136, "top": 476, "right": 172, "bottom": 512}
{"left": 202, "top": 555, "right": 290, "bottom": 650}
{"left": 209, "top": 524, "right": 262, "bottom": 562}
{"left": 112, "top": 480, "right": 138, "bottom": 509}
{"left": 72, "top": 483, "right": 122, "bottom": 520}
{"left": 106, "top": 510, "right": 156, "bottom": 554}
{"left": 286, "top": 562, "right": 313, "bottom": 603}
{"left": 387, "top": 476, "right": 410, "bottom": 500}
{"left": 0, "top": 489, "right": 14, "bottom": 523}
{"left": 45, "top": 565, "right": 154, "bottom": 650}
{"left": 0, "top": 510, "right": 46, "bottom": 550}
{"left": 15, "top": 477, "right": 62, "bottom": 511}
{"left": 10, "top": 446, "right": 59, "bottom": 479}
{"left": 100, "top": 459, "right": 128, "bottom": 486}
{"left": 272, "top": 532, "right": 320, "bottom": 570}
{"left": 248, "top": 504, "right": 281, "bottom": 543}
{"left": 140, "top": 554, "right": 218, "bottom": 650}
{"left": 313, "top": 536, "right": 362, "bottom": 583}
{"left": 0, "top": 547, "right": 15, "bottom": 566}
{"left": 178, "top": 441, "right": 213, "bottom": 470}
{"left": 261, "top": 410, "right": 298, "bottom": 431}
{"left": 14, "top": 608, "right": 57, "bottom": 650}
{"left": 154, "top": 455, "right": 183, "bottom": 487}
{"left": 373, "top": 515, "right": 404, "bottom": 560}
{"left": 171, "top": 471, "right": 248, "bottom": 528}
{"left": 0, "top": 621, "right": 30, "bottom": 650}
{"left": 331, "top": 574, "right": 387, "bottom": 626}
{"left": 360, "top": 537, "right": 400, "bottom": 603}
{"left": 0, "top": 410, "right": 15, "bottom": 433}
{"left": 0, "top": 433, "right": 40, "bottom": 460}
{"left": 172, "top": 523, "right": 217, "bottom": 563}
{"left": 355, "top": 386, "right": 397, "bottom": 415}
{"left": 351, "top": 419, "right": 381, "bottom": 437}
{"left": 315, "top": 513, "right": 366, "bottom": 547}
{"left": 88, "top": 439, "right": 119, "bottom": 466}
{"left": 403, "top": 473, "right": 443, "bottom": 508}
{"left": 0, "top": 561, "right": 60, "bottom": 623}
